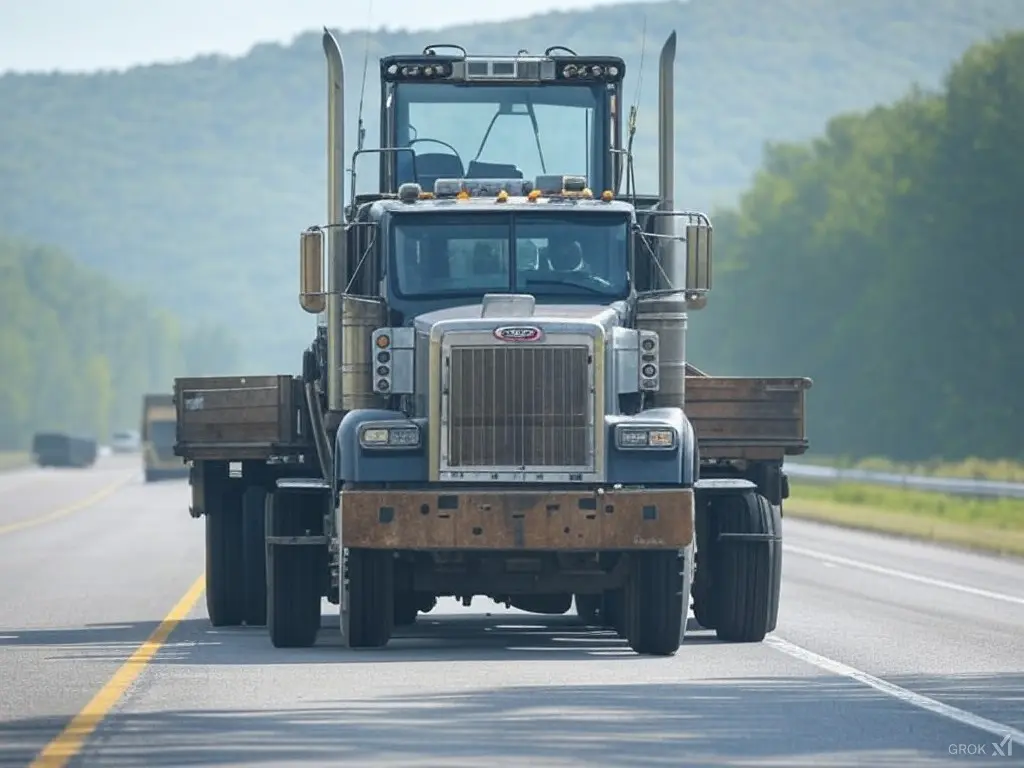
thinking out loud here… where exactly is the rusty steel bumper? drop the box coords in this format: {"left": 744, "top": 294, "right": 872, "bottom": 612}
{"left": 338, "top": 487, "right": 694, "bottom": 550}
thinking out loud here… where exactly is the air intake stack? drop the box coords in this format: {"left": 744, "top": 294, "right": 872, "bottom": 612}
{"left": 322, "top": 29, "right": 386, "bottom": 414}
{"left": 636, "top": 31, "right": 690, "bottom": 411}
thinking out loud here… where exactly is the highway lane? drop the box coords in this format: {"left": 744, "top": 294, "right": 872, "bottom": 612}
{"left": 0, "top": 457, "right": 203, "bottom": 766}
{"left": 0, "top": 455, "right": 137, "bottom": 535}
{"left": 0, "top": 467, "right": 1021, "bottom": 766}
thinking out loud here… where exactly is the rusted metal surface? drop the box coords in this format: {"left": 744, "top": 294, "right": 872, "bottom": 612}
{"left": 173, "top": 375, "right": 306, "bottom": 460}
{"left": 339, "top": 487, "right": 694, "bottom": 550}
{"left": 685, "top": 375, "right": 813, "bottom": 459}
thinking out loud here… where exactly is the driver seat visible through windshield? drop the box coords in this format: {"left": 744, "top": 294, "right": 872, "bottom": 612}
{"left": 411, "top": 153, "right": 464, "bottom": 190}
{"left": 465, "top": 160, "right": 524, "bottom": 179}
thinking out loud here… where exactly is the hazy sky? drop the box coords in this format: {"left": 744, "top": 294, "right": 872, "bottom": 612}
{"left": 0, "top": 0, "right": 649, "bottom": 74}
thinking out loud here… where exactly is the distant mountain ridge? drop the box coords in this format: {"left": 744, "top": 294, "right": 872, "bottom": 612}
{"left": 1, "top": 0, "right": 1022, "bottom": 371}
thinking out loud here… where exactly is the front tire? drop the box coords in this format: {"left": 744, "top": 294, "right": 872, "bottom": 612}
{"left": 342, "top": 549, "right": 394, "bottom": 648}
{"left": 241, "top": 486, "right": 267, "bottom": 626}
{"left": 625, "top": 549, "right": 690, "bottom": 656}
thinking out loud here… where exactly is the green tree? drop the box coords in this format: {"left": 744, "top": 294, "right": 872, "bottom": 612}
{"left": 0, "top": 234, "right": 241, "bottom": 449}
{"left": 1, "top": 0, "right": 1022, "bottom": 372}
{"left": 689, "top": 31, "right": 1024, "bottom": 461}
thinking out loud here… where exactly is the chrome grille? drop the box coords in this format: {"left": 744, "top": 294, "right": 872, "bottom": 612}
{"left": 446, "top": 345, "right": 592, "bottom": 468}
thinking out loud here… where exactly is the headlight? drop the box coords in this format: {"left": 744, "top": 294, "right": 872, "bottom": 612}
{"left": 615, "top": 426, "right": 676, "bottom": 450}
{"left": 359, "top": 424, "right": 421, "bottom": 449}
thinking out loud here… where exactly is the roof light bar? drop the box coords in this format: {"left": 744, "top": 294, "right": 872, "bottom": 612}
{"left": 381, "top": 55, "right": 625, "bottom": 83}
{"left": 534, "top": 175, "right": 588, "bottom": 195}
{"left": 463, "top": 57, "right": 555, "bottom": 81}
{"left": 433, "top": 178, "right": 533, "bottom": 198}
{"left": 556, "top": 62, "right": 622, "bottom": 81}
{"left": 382, "top": 59, "right": 455, "bottom": 81}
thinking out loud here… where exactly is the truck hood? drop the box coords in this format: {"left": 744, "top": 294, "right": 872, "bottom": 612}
{"left": 411, "top": 301, "right": 629, "bottom": 336}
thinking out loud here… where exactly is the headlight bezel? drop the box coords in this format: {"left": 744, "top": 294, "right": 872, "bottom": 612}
{"left": 614, "top": 424, "right": 677, "bottom": 451}
{"left": 358, "top": 422, "right": 422, "bottom": 450}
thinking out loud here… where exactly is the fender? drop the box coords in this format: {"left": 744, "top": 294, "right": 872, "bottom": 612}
{"left": 335, "top": 408, "right": 429, "bottom": 487}
{"left": 605, "top": 407, "right": 697, "bottom": 486}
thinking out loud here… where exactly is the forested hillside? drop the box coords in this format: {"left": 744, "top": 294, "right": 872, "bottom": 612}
{"left": 1, "top": 0, "right": 1021, "bottom": 373}
{"left": 688, "top": 31, "right": 1024, "bottom": 462}
{"left": 0, "top": 234, "right": 238, "bottom": 449}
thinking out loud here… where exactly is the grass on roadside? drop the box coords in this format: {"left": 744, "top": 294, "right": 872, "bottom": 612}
{"left": 0, "top": 451, "right": 29, "bottom": 471}
{"left": 785, "top": 480, "right": 1024, "bottom": 557}
{"left": 794, "top": 454, "right": 1024, "bottom": 483}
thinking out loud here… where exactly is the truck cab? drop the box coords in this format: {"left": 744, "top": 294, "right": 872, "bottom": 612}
{"left": 327, "top": 177, "right": 679, "bottom": 485}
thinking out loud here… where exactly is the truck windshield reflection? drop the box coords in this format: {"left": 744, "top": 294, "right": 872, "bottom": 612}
{"left": 389, "top": 211, "right": 630, "bottom": 299}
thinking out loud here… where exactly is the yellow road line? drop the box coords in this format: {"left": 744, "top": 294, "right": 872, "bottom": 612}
{"left": 29, "top": 573, "right": 207, "bottom": 768}
{"left": 0, "top": 475, "right": 135, "bottom": 537}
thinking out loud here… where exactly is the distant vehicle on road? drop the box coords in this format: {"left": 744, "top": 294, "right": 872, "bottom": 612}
{"left": 110, "top": 429, "right": 141, "bottom": 454}
{"left": 141, "top": 394, "right": 189, "bottom": 483}
{"left": 31, "top": 432, "right": 98, "bottom": 468}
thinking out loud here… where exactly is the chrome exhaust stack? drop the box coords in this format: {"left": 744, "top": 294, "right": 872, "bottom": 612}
{"left": 637, "top": 30, "right": 689, "bottom": 410}
{"left": 656, "top": 29, "right": 677, "bottom": 286}
{"left": 322, "top": 29, "right": 347, "bottom": 413}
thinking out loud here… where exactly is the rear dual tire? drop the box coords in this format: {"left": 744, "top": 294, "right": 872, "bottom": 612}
{"left": 241, "top": 487, "right": 267, "bottom": 627}
{"left": 205, "top": 480, "right": 245, "bottom": 627}
{"left": 266, "top": 488, "right": 324, "bottom": 649}
{"left": 204, "top": 480, "right": 269, "bottom": 628}
{"left": 693, "top": 491, "right": 782, "bottom": 643}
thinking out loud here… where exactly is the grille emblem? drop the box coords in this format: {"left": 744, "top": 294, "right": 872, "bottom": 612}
{"left": 493, "top": 325, "right": 543, "bottom": 342}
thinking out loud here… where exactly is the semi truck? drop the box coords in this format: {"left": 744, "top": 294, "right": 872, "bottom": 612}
{"left": 141, "top": 394, "right": 188, "bottom": 482}
{"left": 173, "top": 29, "right": 812, "bottom": 655}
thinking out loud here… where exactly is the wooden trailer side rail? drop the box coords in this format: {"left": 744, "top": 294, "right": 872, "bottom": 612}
{"left": 173, "top": 375, "right": 310, "bottom": 461}
{"left": 684, "top": 371, "right": 813, "bottom": 461}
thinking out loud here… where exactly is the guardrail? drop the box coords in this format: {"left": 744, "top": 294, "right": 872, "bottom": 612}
{"left": 783, "top": 462, "right": 1024, "bottom": 499}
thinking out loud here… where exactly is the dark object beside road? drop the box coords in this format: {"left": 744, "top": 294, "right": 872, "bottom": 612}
{"left": 31, "top": 432, "right": 98, "bottom": 468}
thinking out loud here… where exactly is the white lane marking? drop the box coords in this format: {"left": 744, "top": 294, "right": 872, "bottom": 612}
{"left": 785, "top": 545, "right": 1024, "bottom": 606}
{"left": 768, "top": 637, "right": 1024, "bottom": 748}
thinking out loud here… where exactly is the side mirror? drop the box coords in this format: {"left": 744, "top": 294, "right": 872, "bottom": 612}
{"left": 684, "top": 223, "right": 712, "bottom": 293}
{"left": 299, "top": 229, "right": 326, "bottom": 314}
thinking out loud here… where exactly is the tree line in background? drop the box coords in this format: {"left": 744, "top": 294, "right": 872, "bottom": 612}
{"left": 2, "top": 16, "right": 1021, "bottom": 462}
{"left": 689, "top": 30, "right": 1023, "bottom": 462}
{"left": 0, "top": 235, "right": 239, "bottom": 450}
{"left": 1, "top": 0, "right": 1020, "bottom": 374}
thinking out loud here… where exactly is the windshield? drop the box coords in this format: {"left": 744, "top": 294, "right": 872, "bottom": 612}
{"left": 389, "top": 211, "right": 630, "bottom": 300}
{"left": 393, "top": 83, "right": 607, "bottom": 192}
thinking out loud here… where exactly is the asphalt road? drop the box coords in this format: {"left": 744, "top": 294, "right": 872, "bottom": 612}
{"left": 0, "top": 456, "right": 1022, "bottom": 767}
